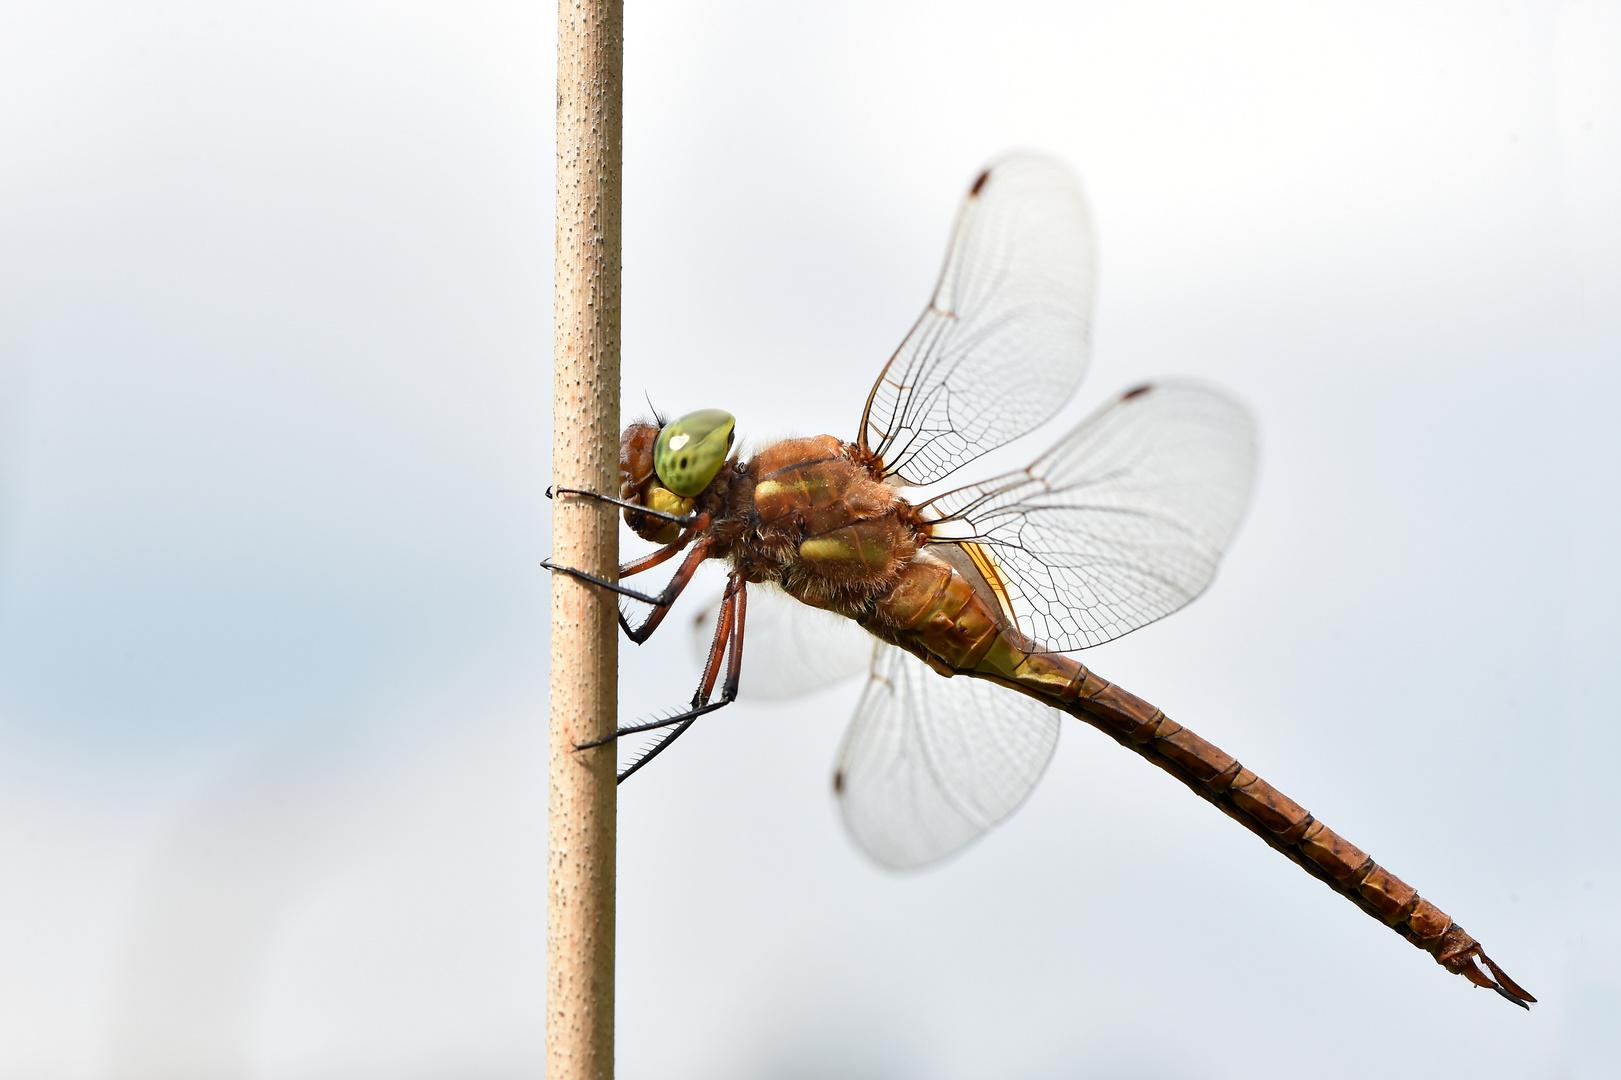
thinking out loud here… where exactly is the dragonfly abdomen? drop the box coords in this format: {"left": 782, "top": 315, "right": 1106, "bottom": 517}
{"left": 868, "top": 552, "right": 1005, "bottom": 672}
{"left": 1052, "top": 664, "right": 1532, "bottom": 1004}
{"left": 874, "top": 556, "right": 1535, "bottom": 1006}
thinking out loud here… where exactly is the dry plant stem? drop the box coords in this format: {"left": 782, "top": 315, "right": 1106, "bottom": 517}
{"left": 550, "top": 0, "right": 623, "bottom": 1077}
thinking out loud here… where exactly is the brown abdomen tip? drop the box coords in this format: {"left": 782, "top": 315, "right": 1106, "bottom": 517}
{"left": 833, "top": 771, "right": 844, "bottom": 794}
{"left": 1122, "top": 384, "right": 1154, "bottom": 400}
{"left": 970, "top": 170, "right": 990, "bottom": 196}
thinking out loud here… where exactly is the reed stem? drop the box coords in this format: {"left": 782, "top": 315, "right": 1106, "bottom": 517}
{"left": 549, "top": 0, "right": 622, "bottom": 1076}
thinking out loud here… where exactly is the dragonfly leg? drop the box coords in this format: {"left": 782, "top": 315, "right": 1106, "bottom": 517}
{"left": 603, "top": 529, "right": 710, "bottom": 635}
{"left": 619, "top": 534, "right": 695, "bottom": 579}
{"left": 547, "top": 483, "right": 703, "bottom": 529}
{"left": 685, "top": 571, "right": 738, "bottom": 705}
{"left": 576, "top": 572, "right": 750, "bottom": 783}
{"left": 574, "top": 702, "right": 730, "bottom": 750}
{"left": 614, "top": 717, "right": 698, "bottom": 782}
{"left": 617, "top": 535, "right": 719, "bottom": 644}
{"left": 716, "top": 569, "right": 748, "bottom": 701}
{"left": 611, "top": 575, "right": 744, "bottom": 781}
{"left": 541, "top": 531, "right": 716, "bottom": 616}
{"left": 692, "top": 569, "right": 746, "bottom": 706}
{"left": 575, "top": 573, "right": 739, "bottom": 753}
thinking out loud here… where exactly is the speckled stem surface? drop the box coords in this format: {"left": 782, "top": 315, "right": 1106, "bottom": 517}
{"left": 551, "top": 1, "right": 622, "bottom": 1076}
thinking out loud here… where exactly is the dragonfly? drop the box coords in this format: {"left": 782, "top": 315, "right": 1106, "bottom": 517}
{"left": 544, "top": 153, "right": 1534, "bottom": 1007}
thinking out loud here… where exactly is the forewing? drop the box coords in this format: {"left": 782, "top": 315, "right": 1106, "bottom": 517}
{"left": 690, "top": 583, "right": 873, "bottom": 699}
{"left": 835, "top": 644, "right": 1061, "bottom": 869}
{"left": 859, "top": 153, "right": 1095, "bottom": 486}
{"left": 923, "top": 382, "right": 1256, "bottom": 652}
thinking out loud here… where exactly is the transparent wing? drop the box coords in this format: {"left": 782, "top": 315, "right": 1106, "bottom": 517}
{"left": 923, "top": 382, "right": 1256, "bottom": 653}
{"left": 690, "top": 583, "right": 872, "bottom": 700}
{"left": 859, "top": 153, "right": 1095, "bottom": 486}
{"left": 834, "top": 644, "right": 1061, "bottom": 869}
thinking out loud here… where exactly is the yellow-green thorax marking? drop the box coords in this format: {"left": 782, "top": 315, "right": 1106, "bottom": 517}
{"left": 654, "top": 409, "right": 736, "bottom": 497}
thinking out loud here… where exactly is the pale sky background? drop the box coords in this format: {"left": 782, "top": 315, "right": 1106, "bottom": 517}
{"left": 1, "top": 2, "right": 1619, "bottom": 1078}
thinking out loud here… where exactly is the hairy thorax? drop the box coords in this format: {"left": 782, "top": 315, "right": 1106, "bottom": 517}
{"left": 719, "top": 436, "right": 923, "bottom": 617}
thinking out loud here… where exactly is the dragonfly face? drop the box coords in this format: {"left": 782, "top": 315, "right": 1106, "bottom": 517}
{"left": 618, "top": 409, "right": 735, "bottom": 545}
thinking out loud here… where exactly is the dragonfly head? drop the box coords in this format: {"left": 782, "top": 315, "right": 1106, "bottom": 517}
{"left": 653, "top": 409, "right": 735, "bottom": 496}
{"left": 618, "top": 408, "right": 735, "bottom": 544}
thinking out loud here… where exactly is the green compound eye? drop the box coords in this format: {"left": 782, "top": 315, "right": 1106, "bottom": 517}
{"left": 653, "top": 408, "right": 736, "bottom": 497}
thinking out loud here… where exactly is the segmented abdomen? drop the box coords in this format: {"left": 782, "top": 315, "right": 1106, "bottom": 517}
{"left": 866, "top": 551, "right": 1534, "bottom": 1005}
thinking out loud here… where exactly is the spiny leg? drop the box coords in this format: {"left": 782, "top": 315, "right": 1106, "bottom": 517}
{"left": 613, "top": 575, "right": 743, "bottom": 782}
{"left": 547, "top": 484, "right": 701, "bottom": 529}
{"left": 542, "top": 479, "right": 715, "bottom": 637}
{"left": 575, "top": 571, "right": 741, "bottom": 751}
{"left": 543, "top": 531, "right": 716, "bottom": 643}
{"left": 717, "top": 571, "right": 747, "bottom": 701}
{"left": 608, "top": 528, "right": 710, "bottom": 637}
{"left": 617, "top": 574, "right": 749, "bottom": 781}
{"left": 541, "top": 521, "right": 712, "bottom": 604}
{"left": 548, "top": 478, "right": 702, "bottom": 583}
{"left": 577, "top": 573, "right": 751, "bottom": 782}
{"left": 540, "top": 504, "right": 692, "bottom": 600}
{"left": 619, "top": 534, "right": 717, "bottom": 644}
{"left": 615, "top": 718, "right": 699, "bottom": 784}
{"left": 619, "top": 533, "right": 695, "bottom": 579}
{"left": 692, "top": 573, "right": 738, "bottom": 707}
